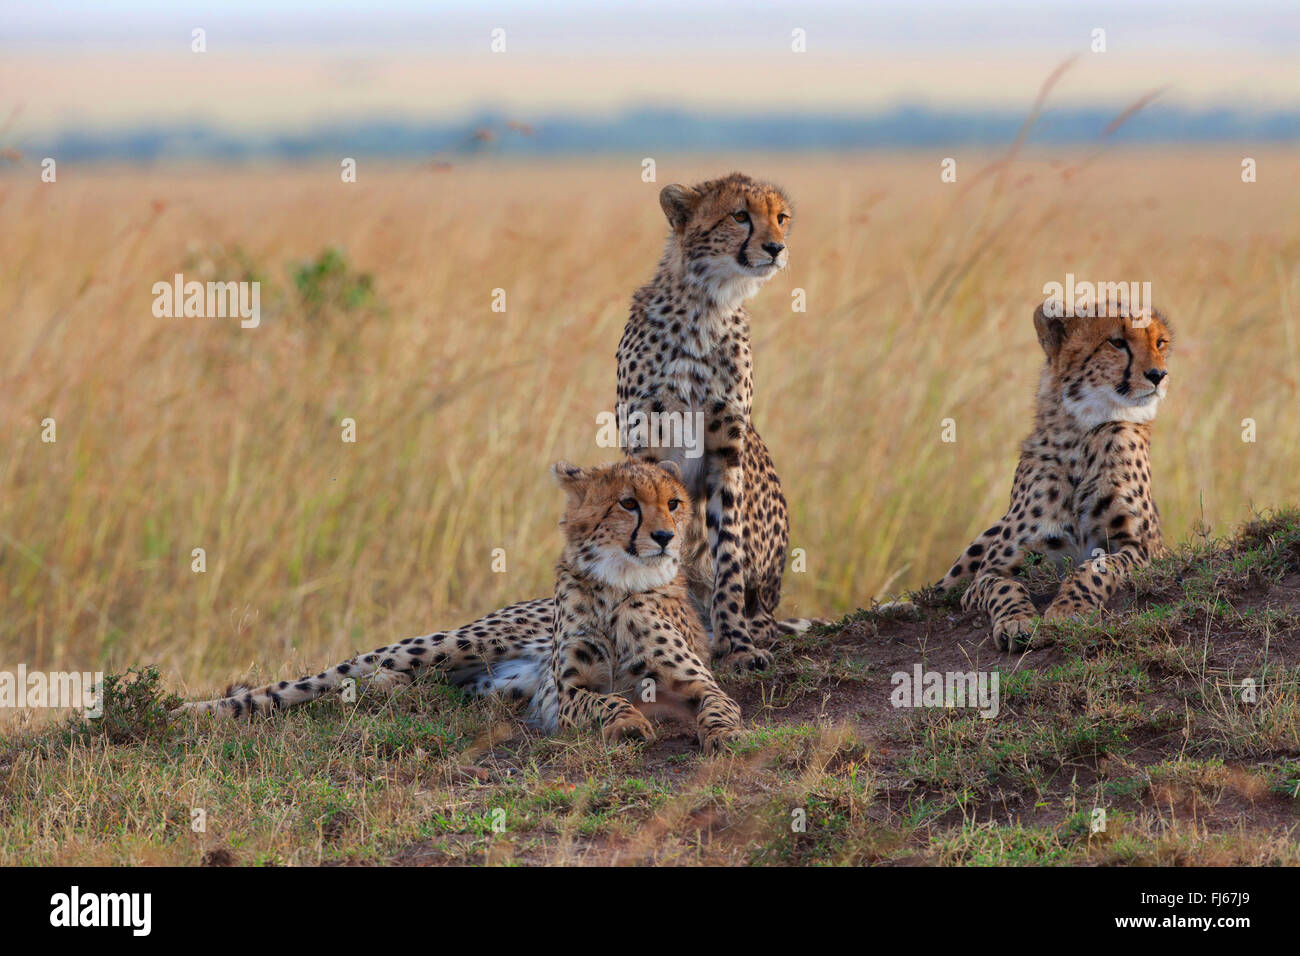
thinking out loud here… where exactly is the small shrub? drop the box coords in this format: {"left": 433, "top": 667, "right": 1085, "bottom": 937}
{"left": 69, "top": 666, "right": 183, "bottom": 744}
{"left": 293, "top": 248, "right": 377, "bottom": 316}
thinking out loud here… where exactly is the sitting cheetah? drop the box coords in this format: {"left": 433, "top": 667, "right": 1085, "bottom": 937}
{"left": 938, "top": 301, "right": 1172, "bottom": 650}
{"left": 618, "top": 172, "right": 809, "bottom": 671}
{"left": 180, "top": 460, "right": 744, "bottom": 754}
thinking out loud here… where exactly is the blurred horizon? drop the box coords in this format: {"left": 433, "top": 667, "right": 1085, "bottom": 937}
{"left": 8, "top": 105, "right": 1300, "bottom": 164}
{"left": 3, "top": 0, "right": 1299, "bottom": 159}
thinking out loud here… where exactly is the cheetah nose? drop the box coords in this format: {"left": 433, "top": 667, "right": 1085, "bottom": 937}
{"left": 1145, "top": 368, "right": 1168, "bottom": 386}
{"left": 761, "top": 242, "right": 785, "bottom": 258}
{"left": 650, "top": 529, "right": 674, "bottom": 547}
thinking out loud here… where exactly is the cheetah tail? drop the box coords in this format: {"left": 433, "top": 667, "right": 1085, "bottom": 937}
{"left": 175, "top": 598, "right": 557, "bottom": 721}
{"left": 175, "top": 637, "right": 433, "bottom": 719}
{"left": 776, "top": 617, "right": 835, "bottom": 635}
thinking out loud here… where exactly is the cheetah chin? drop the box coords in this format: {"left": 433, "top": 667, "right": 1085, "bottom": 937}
{"left": 581, "top": 549, "right": 680, "bottom": 594}
{"left": 1064, "top": 379, "right": 1167, "bottom": 430}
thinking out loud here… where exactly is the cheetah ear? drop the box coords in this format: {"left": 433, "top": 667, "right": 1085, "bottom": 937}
{"left": 656, "top": 460, "right": 682, "bottom": 482}
{"left": 1033, "top": 301, "right": 1069, "bottom": 360}
{"left": 550, "top": 461, "right": 590, "bottom": 505}
{"left": 659, "top": 184, "right": 700, "bottom": 233}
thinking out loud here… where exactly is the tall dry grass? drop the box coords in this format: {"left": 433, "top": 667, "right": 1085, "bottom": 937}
{"left": 2, "top": 151, "right": 1298, "bottom": 691}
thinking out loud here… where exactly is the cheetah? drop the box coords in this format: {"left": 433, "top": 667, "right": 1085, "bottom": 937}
{"left": 617, "top": 172, "right": 810, "bottom": 671}
{"left": 938, "top": 300, "right": 1172, "bottom": 650}
{"left": 180, "top": 460, "right": 744, "bottom": 754}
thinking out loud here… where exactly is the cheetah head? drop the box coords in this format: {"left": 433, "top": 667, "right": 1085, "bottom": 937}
{"left": 551, "top": 459, "right": 689, "bottom": 592}
{"left": 1034, "top": 301, "right": 1173, "bottom": 430}
{"left": 659, "top": 172, "right": 792, "bottom": 304}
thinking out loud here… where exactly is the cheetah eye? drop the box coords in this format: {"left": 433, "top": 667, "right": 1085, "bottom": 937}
{"left": 619, "top": 497, "right": 638, "bottom": 511}
{"left": 1156, "top": 338, "right": 1168, "bottom": 350}
{"left": 777, "top": 213, "right": 790, "bottom": 225}
{"left": 667, "top": 498, "right": 681, "bottom": 512}
{"left": 1109, "top": 337, "right": 1128, "bottom": 349}
{"left": 732, "top": 211, "right": 749, "bottom": 224}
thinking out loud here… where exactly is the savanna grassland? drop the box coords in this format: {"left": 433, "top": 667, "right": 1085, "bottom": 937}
{"left": 1, "top": 150, "right": 1298, "bottom": 865}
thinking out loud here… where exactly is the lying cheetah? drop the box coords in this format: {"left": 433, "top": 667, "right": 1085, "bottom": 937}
{"left": 618, "top": 172, "right": 808, "bottom": 670}
{"left": 180, "top": 460, "right": 744, "bottom": 754}
{"left": 938, "top": 301, "right": 1172, "bottom": 650}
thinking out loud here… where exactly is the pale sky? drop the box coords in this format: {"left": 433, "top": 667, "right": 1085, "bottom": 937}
{"left": 4, "top": 1, "right": 1298, "bottom": 135}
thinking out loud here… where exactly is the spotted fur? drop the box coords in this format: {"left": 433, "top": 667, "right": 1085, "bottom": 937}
{"left": 616, "top": 172, "right": 813, "bottom": 671}
{"left": 938, "top": 301, "right": 1173, "bottom": 650}
{"left": 180, "top": 460, "right": 743, "bottom": 754}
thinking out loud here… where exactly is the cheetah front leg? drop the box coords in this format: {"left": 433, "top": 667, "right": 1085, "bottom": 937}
{"left": 636, "top": 660, "right": 742, "bottom": 754}
{"left": 692, "top": 676, "right": 743, "bottom": 755}
{"left": 1041, "top": 431, "right": 1163, "bottom": 626}
{"left": 1043, "top": 510, "right": 1154, "bottom": 623}
{"left": 675, "top": 667, "right": 743, "bottom": 755}
{"left": 964, "top": 566, "right": 1039, "bottom": 651}
{"left": 619, "top": 617, "right": 743, "bottom": 755}
{"left": 704, "top": 431, "right": 770, "bottom": 671}
{"left": 943, "top": 517, "right": 1041, "bottom": 648}
{"left": 938, "top": 522, "right": 1008, "bottom": 591}
{"left": 1043, "top": 543, "right": 1147, "bottom": 623}
{"left": 552, "top": 635, "right": 655, "bottom": 744}
{"left": 552, "top": 581, "right": 654, "bottom": 744}
{"left": 952, "top": 458, "right": 1074, "bottom": 651}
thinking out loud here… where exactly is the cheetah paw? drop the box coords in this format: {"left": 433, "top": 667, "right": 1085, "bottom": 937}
{"left": 701, "top": 727, "right": 744, "bottom": 756}
{"left": 1042, "top": 602, "right": 1078, "bottom": 622}
{"left": 993, "top": 614, "right": 1037, "bottom": 652}
{"left": 717, "top": 645, "right": 772, "bottom": 672}
{"left": 602, "top": 710, "right": 656, "bottom": 746}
